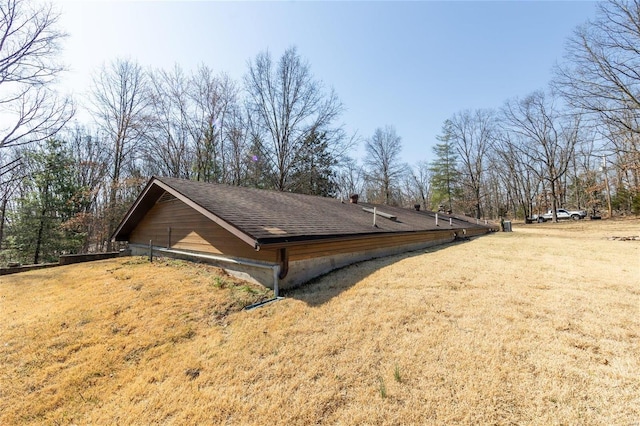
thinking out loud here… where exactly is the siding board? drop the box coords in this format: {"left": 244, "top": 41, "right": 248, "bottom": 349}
{"left": 129, "top": 198, "right": 277, "bottom": 262}
{"left": 288, "top": 230, "right": 456, "bottom": 261}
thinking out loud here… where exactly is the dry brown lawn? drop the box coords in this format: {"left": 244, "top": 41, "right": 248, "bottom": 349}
{"left": 1, "top": 218, "right": 638, "bottom": 425}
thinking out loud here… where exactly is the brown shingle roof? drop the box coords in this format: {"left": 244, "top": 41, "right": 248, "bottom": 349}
{"left": 113, "top": 176, "right": 491, "bottom": 247}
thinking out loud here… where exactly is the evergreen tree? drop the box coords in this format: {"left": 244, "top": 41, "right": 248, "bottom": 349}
{"left": 429, "top": 132, "right": 462, "bottom": 213}
{"left": 245, "top": 135, "right": 274, "bottom": 190}
{"left": 10, "top": 139, "right": 85, "bottom": 264}
{"left": 289, "top": 131, "right": 337, "bottom": 197}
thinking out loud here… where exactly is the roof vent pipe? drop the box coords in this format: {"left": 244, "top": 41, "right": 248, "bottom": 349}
{"left": 349, "top": 194, "right": 359, "bottom": 204}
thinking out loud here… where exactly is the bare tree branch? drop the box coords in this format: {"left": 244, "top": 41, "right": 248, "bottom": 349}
{"left": 0, "top": 0, "right": 73, "bottom": 150}
{"left": 244, "top": 46, "right": 344, "bottom": 191}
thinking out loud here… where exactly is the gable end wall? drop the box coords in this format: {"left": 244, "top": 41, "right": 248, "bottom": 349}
{"left": 128, "top": 198, "right": 276, "bottom": 262}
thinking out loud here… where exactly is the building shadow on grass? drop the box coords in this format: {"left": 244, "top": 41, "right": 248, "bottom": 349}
{"left": 282, "top": 239, "right": 473, "bottom": 307}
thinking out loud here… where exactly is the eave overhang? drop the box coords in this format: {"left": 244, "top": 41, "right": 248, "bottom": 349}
{"left": 253, "top": 228, "right": 466, "bottom": 250}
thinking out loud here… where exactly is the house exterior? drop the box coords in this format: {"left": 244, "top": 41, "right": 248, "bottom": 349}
{"left": 112, "top": 177, "right": 495, "bottom": 292}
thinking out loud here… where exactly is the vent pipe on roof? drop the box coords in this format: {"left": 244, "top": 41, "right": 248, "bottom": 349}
{"left": 349, "top": 194, "right": 359, "bottom": 204}
{"left": 363, "top": 207, "right": 397, "bottom": 221}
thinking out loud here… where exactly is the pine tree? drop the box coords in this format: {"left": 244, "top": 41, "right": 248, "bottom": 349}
{"left": 429, "top": 132, "right": 462, "bottom": 213}
{"left": 245, "top": 135, "right": 274, "bottom": 190}
{"left": 10, "top": 139, "right": 85, "bottom": 264}
{"left": 289, "top": 131, "right": 337, "bottom": 197}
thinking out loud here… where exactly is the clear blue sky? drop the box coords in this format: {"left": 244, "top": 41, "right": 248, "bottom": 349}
{"left": 55, "top": 0, "right": 598, "bottom": 166}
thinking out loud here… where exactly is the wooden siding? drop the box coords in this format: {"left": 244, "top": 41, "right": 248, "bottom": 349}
{"left": 288, "top": 229, "right": 461, "bottom": 261}
{"left": 128, "top": 197, "right": 277, "bottom": 262}
{"left": 463, "top": 227, "right": 489, "bottom": 237}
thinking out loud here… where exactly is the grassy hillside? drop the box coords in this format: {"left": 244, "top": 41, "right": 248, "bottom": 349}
{"left": 1, "top": 219, "right": 638, "bottom": 425}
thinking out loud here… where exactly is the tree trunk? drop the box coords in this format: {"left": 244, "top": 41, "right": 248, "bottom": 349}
{"left": 34, "top": 208, "right": 46, "bottom": 264}
{"left": 550, "top": 183, "right": 559, "bottom": 222}
{"left": 106, "top": 187, "right": 116, "bottom": 252}
{"left": 0, "top": 197, "right": 6, "bottom": 250}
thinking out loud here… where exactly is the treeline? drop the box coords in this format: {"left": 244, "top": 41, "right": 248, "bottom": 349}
{"left": 1, "top": 0, "right": 639, "bottom": 265}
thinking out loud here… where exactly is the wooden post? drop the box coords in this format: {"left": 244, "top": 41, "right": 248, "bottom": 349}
{"left": 167, "top": 227, "right": 171, "bottom": 249}
{"left": 148, "top": 240, "right": 153, "bottom": 263}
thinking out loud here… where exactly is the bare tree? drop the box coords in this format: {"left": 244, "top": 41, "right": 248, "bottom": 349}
{"left": 501, "top": 91, "right": 580, "bottom": 222}
{"left": 442, "top": 109, "right": 495, "bottom": 218}
{"left": 225, "top": 104, "right": 251, "bottom": 186}
{"left": 335, "top": 156, "right": 365, "bottom": 201}
{"left": 244, "top": 46, "right": 344, "bottom": 191}
{"left": 0, "top": 0, "right": 73, "bottom": 150}
{"left": 0, "top": 149, "right": 24, "bottom": 248}
{"left": 189, "top": 67, "right": 239, "bottom": 183}
{"left": 364, "top": 126, "right": 407, "bottom": 205}
{"left": 491, "top": 131, "right": 544, "bottom": 219}
{"left": 554, "top": 0, "right": 640, "bottom": 135}
{"left": 553, "top": 0, "right": 640, "bottom": 214}
{"left": 90, "top": 58, "right": 150, "bottom": 249}
{"left": 145, "top": 65, "right": 193, "bottom": 179}
{"left": 63, "top": 125, "right": 109, "bottom": 252}
{"left": 142, "top": 65, "right": 244, "bottom": 184}
{"left": 598, "top": 114, "right": 640, "bottom": 214}
{"left": 405, "top": 161, "right": 431, "bottom": 210}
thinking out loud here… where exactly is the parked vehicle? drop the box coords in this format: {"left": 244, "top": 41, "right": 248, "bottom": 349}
{"left": 531, "top": 208, "right": 587, "bottom": 223}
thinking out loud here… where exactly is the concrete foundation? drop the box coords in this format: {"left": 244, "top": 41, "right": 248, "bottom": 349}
{"left": 279, "top": 236, "right": 454, "bottom": 289}
{"left": 129, "top": 244, "right": 277, "bottom": 287}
